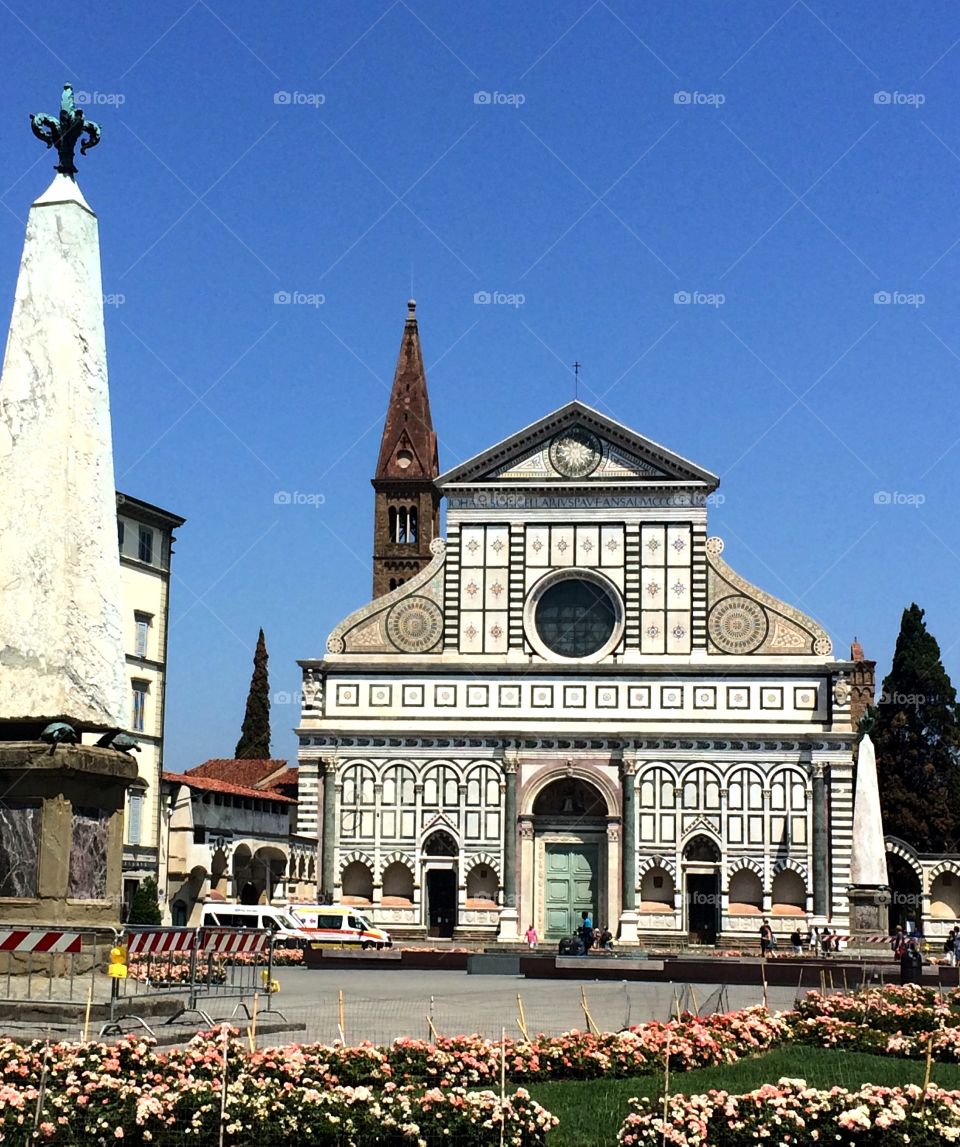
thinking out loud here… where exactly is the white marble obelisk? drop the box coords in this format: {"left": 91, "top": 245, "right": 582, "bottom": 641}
{"left": 0, "top": 174, "right": 125, "bottom": 729}
{"left": 848, "top": 734, "right": 890, "bottom": 931}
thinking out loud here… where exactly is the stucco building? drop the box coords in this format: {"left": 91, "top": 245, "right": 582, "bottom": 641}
{"left": 115, "top": 493, "right": 185, "bottom": 916}
{"left": 296, "top": 305, "right": 870, "bottom": 944}
{"left": 159, "top": 759, "right": 315, "bottom": 925}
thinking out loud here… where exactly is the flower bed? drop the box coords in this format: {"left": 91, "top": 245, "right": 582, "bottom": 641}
{"left": 126, "top": 947, "right": 302, "bottom": 985}
{"left": 788, "top": 983, "right": 960, "bottom": 1061}
{"left": 0, "top": 1031, "right": 556, "bottom": 1146}
{"left": 127, "top": 957, "right": 228, "bottom": 986}
{"left": 619, "top": 1078, "right": 960, "bottom": 1145}
{"left": 3, "top": 983, "right": 960, "bottom": 1144}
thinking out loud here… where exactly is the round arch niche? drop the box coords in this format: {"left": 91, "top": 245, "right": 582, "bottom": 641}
{"left": 533, "top": 776, "right": 608, "bottom": 818}
{"left": 683, "top": 835, "right": 721, "bottom": 864}
{"left": 423, "top": 830, "right": 458, "bottom": 857}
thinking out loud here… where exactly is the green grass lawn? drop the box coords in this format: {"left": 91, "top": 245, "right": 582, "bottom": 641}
{"left": 531, "top": 1048, "right": 960, "bottom": 1147}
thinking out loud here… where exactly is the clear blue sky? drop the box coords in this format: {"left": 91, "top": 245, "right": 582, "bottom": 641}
{"left": 2, "top": 2, "right": 959, "bottom": 768}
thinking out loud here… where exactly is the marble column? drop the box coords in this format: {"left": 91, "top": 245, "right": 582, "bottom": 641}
{"left": 812, "top": 762, "right": 829, "bottom": 919}
{"left": 618, "top": 755, "right": 639, "bottom": 943}
{"left": 320, "top": 758, "right": 337, "bottom": 901}
{"left": 497, "top": 754, "right": 519, "bottom": 941}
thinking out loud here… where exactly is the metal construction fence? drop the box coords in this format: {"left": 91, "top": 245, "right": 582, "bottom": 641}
{"left": 0, "top": 925, "right": 118, "bottom": 1007}
{"left": 104, "top": 925, "right": 281, "bottom": 1034}
{"left": 0, "top": 924, "right": 283, "bottom": 1036}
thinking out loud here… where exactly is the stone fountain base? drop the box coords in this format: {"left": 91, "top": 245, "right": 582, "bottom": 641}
{"left": 0, "top": 742, "right": 136, "bottom": 927}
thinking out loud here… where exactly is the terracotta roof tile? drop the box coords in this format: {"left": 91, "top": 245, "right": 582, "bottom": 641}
{"left": 186, "top": 758, "right": 289, "bottom": 788}
{"left": 162, "top": 771, "right": 295, "bottom": 804}
{"left": 265, "top": 767, "right": 299, "bottom": 791}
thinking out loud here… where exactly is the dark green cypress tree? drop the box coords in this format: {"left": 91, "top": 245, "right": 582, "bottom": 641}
{"left": 869, "top": 604, "right": 960, "bottom": 851}
{"left": 128, "top": 876, "right": 162, "bottom": 925}
{"left": 235, "top": 628, "right": 271, "bottom": 759}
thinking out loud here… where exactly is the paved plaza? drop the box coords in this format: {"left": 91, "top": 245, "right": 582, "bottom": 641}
{"left": 252, "top": 967, "right": 801, "bottom": 1047}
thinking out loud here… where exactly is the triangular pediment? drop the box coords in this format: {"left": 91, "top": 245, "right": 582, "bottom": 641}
{"left": 436, "top": 401, "right": 718, "bottom": 489}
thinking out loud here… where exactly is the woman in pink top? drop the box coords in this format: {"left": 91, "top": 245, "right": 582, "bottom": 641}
{"left": 525, "top": 924, "right": 538, "bottom": 950}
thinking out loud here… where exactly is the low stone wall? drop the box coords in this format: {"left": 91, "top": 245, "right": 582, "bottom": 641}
{"left": 303, "top": 947, "right": 471, "bottom": 971}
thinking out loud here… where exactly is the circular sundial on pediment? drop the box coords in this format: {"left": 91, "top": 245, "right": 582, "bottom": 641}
{"left": 548, "top": 427, "right": 602, "bottom": 478}
{"left": 386, "top": 596, "right": 443, "bottom": 653}
{"left": 708, "top": 595, "right": 768, "bottom": 654}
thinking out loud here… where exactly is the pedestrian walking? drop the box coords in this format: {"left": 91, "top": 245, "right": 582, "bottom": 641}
{"left": 900, "top": 938, "right": 923, "bottom": 985}
{"left": 524, "top": 924, "right": 538, "bottom": 951}
{"left": 579, "top": 911, "right": 594, "bottom": 952}
{"left": 759, "top": 918, "right": 773, "bottom": 958}
{"left": 892, "top": 925, "right": 906, "bottom": 961}
{"left": 790, "top": 928, "right": 803, "bottom": 955}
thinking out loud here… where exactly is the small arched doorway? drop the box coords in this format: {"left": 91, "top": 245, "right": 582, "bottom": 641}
{"left": 533, "top": 777, "right": 609, "bottom": 941}
{"left": 886, "top": 852, "right": 922, "bottom": 933}
{"left": 683, "top": 834, "right": 721, "bottom": 943}
{"left": 423, "top": 830, "right": 458, "bottom": 938}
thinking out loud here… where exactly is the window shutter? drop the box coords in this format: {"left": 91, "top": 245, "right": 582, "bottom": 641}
{"left": 128, "top": 792, "right": 142, "bottom": 845}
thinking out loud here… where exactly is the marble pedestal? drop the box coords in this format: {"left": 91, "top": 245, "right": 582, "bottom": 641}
{"left": 497, "top": 905, "right": 519, "bottom": 941}
{"left": 0, "top": 742, "right": 136, "bottom": 925}
{"left": 618, "top": 909, "right": 639, "bottom": 944}
{"left": 848, "top": 884, "right": 891, "bottom": 934}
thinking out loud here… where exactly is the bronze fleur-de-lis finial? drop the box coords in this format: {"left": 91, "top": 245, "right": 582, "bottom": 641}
{"left": 30, "top": 83, "right": 101, "bottom": 177}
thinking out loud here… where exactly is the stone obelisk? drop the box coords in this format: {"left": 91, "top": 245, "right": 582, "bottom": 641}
{"left": 848, "top": 733, "right": 891, "bottom": 932}
{"left": 0, "top": 85, "right": 135, "bottom": 927}
{"left": 0, "top": 84, "right": 124, "bottom": 732}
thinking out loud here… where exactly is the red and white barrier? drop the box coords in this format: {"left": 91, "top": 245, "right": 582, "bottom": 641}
{"left": 819, "top": 934, "right": 903, "bottom": 944}
{"left": 200, "top": 928, "right": 268, "bottom": 956}
{"left": 126, "top": 928, "right": 196, "bottom": 956}
{"left": 0, "top": 929, "right": 82, "bottom": 954}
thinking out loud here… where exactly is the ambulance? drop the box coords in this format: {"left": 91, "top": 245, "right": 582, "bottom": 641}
{"left": 287, "top": 904, "right": 392, "bottom": 949}
{"left": 199, "top": 904, "right": 313, "bottom": 948}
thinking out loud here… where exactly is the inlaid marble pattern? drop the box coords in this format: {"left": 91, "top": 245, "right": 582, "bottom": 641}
{"left": 68, "top": 808, "right": 109, "bottom": 899}
{"left": 0, "top": 802, "right": 40, "bottom": 897}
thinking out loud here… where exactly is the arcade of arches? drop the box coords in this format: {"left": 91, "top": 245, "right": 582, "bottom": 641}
{"left": 316, "top": 752, "right": 833, "bottom": 942}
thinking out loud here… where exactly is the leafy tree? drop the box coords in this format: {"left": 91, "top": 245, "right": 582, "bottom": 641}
{"left": 128, "top": 876, "right": 162, "bottom": 925}
{"left": 235, "top": 628, "right": 271, "bottom": 759}
{"left": 868, "top": 604, "right": 960, "bottom": 852}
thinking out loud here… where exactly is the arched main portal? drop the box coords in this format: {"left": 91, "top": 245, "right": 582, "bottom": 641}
{"left": 532, "top": 776, "right": 611, "bottom": 941}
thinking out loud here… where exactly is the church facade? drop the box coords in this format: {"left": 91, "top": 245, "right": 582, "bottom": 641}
{"left": 296, "top": 304, "right": 870, "bottom": 943}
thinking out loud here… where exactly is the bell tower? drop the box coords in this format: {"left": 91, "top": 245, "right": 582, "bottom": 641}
{"left": 371, "top": 300, "right": 440, "bottom": 598}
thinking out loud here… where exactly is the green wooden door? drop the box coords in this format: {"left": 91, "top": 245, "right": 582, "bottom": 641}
{"left": 544, "top": 844, "right": 598, "bottom": 939}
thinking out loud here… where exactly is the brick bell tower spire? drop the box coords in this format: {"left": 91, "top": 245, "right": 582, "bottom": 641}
{"left": 371, "top": 300, "right": 440, "bottom": 597}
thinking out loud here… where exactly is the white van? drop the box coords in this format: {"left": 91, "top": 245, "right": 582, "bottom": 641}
{"left": 287, "top": 904, "right": 392, "bottom": 949}
{"left": 200, "top": 904, "right": 313, "bottom": 948}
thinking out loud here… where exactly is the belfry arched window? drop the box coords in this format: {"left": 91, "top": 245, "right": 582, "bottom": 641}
{"left": 389, "top": 506, "right": 417, "bottom": 544}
